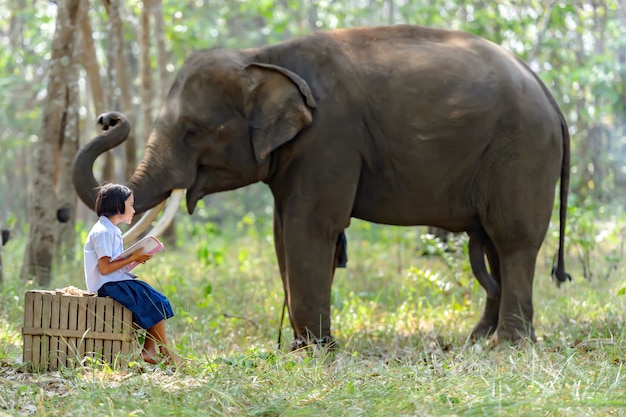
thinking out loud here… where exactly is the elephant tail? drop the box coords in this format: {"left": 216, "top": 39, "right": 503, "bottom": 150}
{"left": 551, "top": 117, "right": 571, "bottom": 287}
{"left": 514, "top": 55, "right": 571, "bottom": 286}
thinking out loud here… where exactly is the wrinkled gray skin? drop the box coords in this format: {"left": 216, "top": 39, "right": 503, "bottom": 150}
{"left": 73, "top": 25, "right": 570, "bottom": 348}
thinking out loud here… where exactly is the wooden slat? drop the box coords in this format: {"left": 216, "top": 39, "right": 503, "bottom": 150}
{"left": 22, "top": 292, "right": 35, "bottom": 366}
{"left": 111, "top": 300, "right": 122, "bottom": 365}
{"left": 76, "top": 297, "right": 88, "bottom": 363}
{"left": 85, "top": 296, "right": 96, "bottom": 360}
{"left": 94, "top": 296, "right": 105, "bottom": 362}
{"left": 49, "top": 296, "right": 60, "bottom": 369}
{"left": 121, "top": 306, "right": 135, "bottom": 360}
{"left": 58, "top": 295, "right": 71, "bottom": 367}
{"left": 22, "top": 326, "right": 132, "bottom": 341}
{"left": 31, "top": 291, "right": 43, "bottom": 370}
{"left": 63, "top": 297, "right": 82, "bottom": 365}
{"left": 102, "top": 298, "right": 113, "bottom": 364}
{"left": 41, "top": 294, "right": 53, "bottom": 371}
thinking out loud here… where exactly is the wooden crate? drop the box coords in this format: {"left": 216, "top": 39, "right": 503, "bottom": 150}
{"left": 22, "top": 290, "right": 138, "bottom": 371}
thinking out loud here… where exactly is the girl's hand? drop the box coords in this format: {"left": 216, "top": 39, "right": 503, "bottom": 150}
{"left": 99, "top": 250, "right": 153, "bottom": 275}
{"left": 131, "top": 249, "right": 153, "bottom": 264}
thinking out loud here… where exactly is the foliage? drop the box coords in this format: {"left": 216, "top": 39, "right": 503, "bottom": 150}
{"left": 0, "top": 1, "right": 625, "bottom": 233}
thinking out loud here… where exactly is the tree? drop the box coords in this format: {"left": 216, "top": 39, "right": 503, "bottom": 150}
{"left": 21, "top": 0, "right": 83, "bottom": 285}
{"left": 0, "top": 230, "right": 9, "bottom": 285}
{"left": 139, "top": 0, "right": 154, "bottom": 147}
{"left": 105, "top": 0, "right": 138, "bottom": 181}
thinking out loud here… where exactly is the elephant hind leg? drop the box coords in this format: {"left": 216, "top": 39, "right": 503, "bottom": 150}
{"left": 484, "top": 226, "right": 541, "bottom": 343}
{"left": 470, "top": 236, "right": 501, "bottom": 340}
{"left": 491, "top": 245, "right": 538, "bottom": 343}
{"left": 290, "top": 334, "right": 338, "bottom": 352}
{"left": 468, "top": 229, "right": 500, "bottom": 299}
{"left": 334, "top": 231, "right": 348, "bottom": 269}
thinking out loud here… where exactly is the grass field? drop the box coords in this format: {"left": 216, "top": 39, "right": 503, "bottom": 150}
{"left": 1, "top": 214, "right": 625, "bottom": 416}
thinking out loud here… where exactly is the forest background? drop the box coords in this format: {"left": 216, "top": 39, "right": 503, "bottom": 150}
{"left": 0, "top": 0, "right": 624, "bottom": 285}
{"left": 0, "top": 0, "right": 626, "bottom": 286}
{"left": 1, "top": 1, "right": 626, "bottom": 415}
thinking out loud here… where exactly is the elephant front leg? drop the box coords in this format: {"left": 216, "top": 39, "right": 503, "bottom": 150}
{"left": 273, "top": 210, "right": 295, "bottom": 347}
{"left": 270, "top": 143, "right": 360, "bottom": 350}
{"left": 281, "top": 218, "right": 340, "bottom": 350}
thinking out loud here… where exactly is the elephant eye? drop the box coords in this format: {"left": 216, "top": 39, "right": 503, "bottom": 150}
{"left": 183, "top": 123, "right": 198, "bottom": 141}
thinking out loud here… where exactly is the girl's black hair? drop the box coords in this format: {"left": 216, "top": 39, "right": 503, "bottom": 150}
{"left": 95, "top": 183, "right": 133, "bottom": 217}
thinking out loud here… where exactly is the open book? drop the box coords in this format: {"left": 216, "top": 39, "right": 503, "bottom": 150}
{"left": 112, "top": 235, "right": 164, "bottom": 272}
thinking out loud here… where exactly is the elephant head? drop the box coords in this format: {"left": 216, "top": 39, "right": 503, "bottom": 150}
{"left": 73, "top": 49, "right": 317, "bottom": 216}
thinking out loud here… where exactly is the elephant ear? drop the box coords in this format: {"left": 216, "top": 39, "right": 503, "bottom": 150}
{"left": 244, "top": 62, "right": 317, "bottom": 163}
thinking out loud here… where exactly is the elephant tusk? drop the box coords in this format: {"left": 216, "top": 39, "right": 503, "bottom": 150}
{"left": 122, "top": 199, "right": 166, "bottom": 244}
{"left": 142, "top": 189, "right": 184, "bottom": 239}
{"left": 123, "top": 189, "right": 185, "bottom": 245}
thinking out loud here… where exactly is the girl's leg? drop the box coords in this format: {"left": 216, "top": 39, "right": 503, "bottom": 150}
{"left": 141, "top": 320, "right": 175, "bottom": 364}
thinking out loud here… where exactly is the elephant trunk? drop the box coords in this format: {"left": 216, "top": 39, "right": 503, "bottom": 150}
{"left": 72, "top": 112, "right": 131, "bottom": 211}
{"left": 72, "top": 111, "right": 171, "bottom": 215}
{"left": 127, "top": 159, "right": 172, "bottom": 214}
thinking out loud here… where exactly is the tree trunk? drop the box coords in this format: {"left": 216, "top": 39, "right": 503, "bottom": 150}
{"left": 615, "top": 0, "right": 626, "bottom": 203}
{"left": 139, "top": 0, "right": 153, "bottom": 147}
{"left": 152, "top": 0, "right": 169, "bottom": 101}
{"left": 78, "top": 0, "right": 109, "bottom": 224}
{"left": 0, "top": 236, "right": 4, "bottom": 286}
{"left": 151, "top": 0, "right": 177, "bottom": 247}
{"left": 590, "top": 2, "right": 608, "bottom": 202}
{"left": 0, "top": 230, "right": 9, "bottom": 286}
{"left": 56, "top": 33, "right": 81, "bottom": 261}
{"left": 102, "top": 1, "right": 118, "bottom": 183}
{"left": 106, "top": 0, "right": 137, "bottom": 181}
{"left": 8, "top": 0, "right": 27, "bottom": 74}
{"left": 21, "top": 0, "right": 82, "bottom": 286}
{"left": 527, "top": 1, "right": 555, "bottom": 65}
{"left": 81, "top": 3, "right": 107, "bottom": 117}
{"left": 154, "top": 0, "right": 178, "bottom": 226}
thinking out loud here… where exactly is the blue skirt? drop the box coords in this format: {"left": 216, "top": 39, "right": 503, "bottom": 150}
{"left": 98, "top": 280, "right": 174, "bottom": 329}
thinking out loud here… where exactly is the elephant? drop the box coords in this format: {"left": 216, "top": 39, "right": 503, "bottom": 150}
{"left": 73, "top": 24, "right": 570, "bottom": 349}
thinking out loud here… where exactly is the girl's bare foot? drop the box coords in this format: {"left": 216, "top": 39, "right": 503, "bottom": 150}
{"left": 161, "top": 347, "right": 184, "bottom": 367}
{"left": 141, "top": 348, "right": 163, "bottom": 364}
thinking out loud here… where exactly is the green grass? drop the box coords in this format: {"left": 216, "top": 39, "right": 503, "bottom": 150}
{"left": 1, "top": 215, "right": 625, "bottom": 416}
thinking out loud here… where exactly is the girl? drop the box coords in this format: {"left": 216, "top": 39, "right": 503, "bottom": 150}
{"left": 83, "top": 183, "right": 176, "bottom": 364}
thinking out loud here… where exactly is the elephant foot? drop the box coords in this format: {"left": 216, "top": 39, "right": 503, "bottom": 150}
{"left": 471, "top": 293, "right": 501, "bottom": 341}
{"left": 491, "top": 326, "right": 536, "bottom": 344}
{"left": 470, "top": 322, "right": 497, "bottom": 341}
{"left": 290, "top": 335, "right": 337, "bottom": 352}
